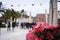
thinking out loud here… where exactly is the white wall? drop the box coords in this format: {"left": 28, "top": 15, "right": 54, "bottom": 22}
{"left": 58, "top": 11, "right": 60, "bottom": 19}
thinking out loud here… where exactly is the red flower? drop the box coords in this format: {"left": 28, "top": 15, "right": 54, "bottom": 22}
{"left": 26, "top": 30, "right": 37, "bottom": 40}
{"left": 26, "top": 21, "right": 60, "bottom": 40}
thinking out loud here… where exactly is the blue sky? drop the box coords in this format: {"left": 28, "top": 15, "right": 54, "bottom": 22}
{"left": 0, "top": 0, "right": 60, "bottom": 17}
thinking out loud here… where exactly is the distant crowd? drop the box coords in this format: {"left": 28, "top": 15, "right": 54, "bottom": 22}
{"left": 0, "top": 20, "right": 36, "bottom": 31}
{"left": 0, "top": 20, "right": 18, "bottom": 31}
{"left": 21, "top": 22, "right": 36, "bottom": 29}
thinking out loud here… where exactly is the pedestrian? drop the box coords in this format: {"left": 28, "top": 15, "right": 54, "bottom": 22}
{"left": 7, "top": 21, "right": 11, "bottom": 31}
{"left": 0, "top": 20, "right": 3, "bottom": 27}
{"left": 0, "top": 21, "right": 2, "bottom": 27}
{"left": 12, "top": 21, "right": 16, "bottom": 31}
{"left": 21, "top": 22, "right": 24, "bottom": 29}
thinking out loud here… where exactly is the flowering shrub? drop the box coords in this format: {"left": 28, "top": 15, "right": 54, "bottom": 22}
{"left": 26, "top": 22, "right": 60, "bottom": 40}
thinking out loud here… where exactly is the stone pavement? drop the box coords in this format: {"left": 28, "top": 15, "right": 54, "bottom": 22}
{"left": 0, "top": 27, "right": 30, "bottom": 40}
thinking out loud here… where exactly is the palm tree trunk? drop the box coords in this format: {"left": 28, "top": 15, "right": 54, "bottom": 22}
{"left": 10, "top": 17, "right": 12, "bottom": 27}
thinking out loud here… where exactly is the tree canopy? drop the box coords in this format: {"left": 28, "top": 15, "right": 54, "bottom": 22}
{"left": 3, "top": 9, "right": 21, "bottom": 20}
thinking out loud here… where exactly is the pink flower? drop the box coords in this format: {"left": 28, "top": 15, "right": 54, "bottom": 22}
{"left": 26, "top": 21, "right": 60, "bottom": 40}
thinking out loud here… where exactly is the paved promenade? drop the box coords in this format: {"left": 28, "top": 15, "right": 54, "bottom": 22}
{"left": 0, "top": 27, "right": 29, "bottom": 40}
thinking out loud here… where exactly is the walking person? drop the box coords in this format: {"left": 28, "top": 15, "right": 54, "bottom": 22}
{"left": 0, "top": 21, "right": 1, "bottom": 26}
{"left": 12, "top": 21, "right": 16, "bottom": 31}
{"left": 7, "top": 21, "right": 11, "bottom": 31}
{"left": 0, "top": 20, "right": 2, "bottom": 35}
{"left": 21, "top": 22, "right": 24, "bottom": 29}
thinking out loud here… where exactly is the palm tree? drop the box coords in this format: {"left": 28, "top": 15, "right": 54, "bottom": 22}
{"left": 3, "top": 9, "right": 21, "bottom": 21}
{"left": 3, "top": 9, "right": 11, "bottom": 20}
{"left": 3, "top": 9, "right": 21, "bottom": 27}
{"left": 11, "top": 9, "right": 21, "bottom": 21}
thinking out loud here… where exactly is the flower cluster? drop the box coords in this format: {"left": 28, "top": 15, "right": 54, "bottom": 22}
{"left": 26, "top": 22, "right": 60, "bottom": 40}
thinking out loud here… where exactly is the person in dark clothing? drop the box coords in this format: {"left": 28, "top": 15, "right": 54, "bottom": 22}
{"left": 25, "top": 22, "right": 29, "bottom": 29}
{"left": 0, "top": 20, "right": 4, "bottom": 27}
{"left": 0, "top": 21, "right": 2, "bottom": 27}
{"left": 21, "top": 23, "right": 24, "bottom": 29}
{"left": 12, "top": 21, "right": 16, "bottom": 31}
{"left": 7, "top": 21, "right": 11, "bottom": 31}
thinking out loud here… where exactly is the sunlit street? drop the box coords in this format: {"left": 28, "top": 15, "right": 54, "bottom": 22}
{"left": 0, "top": 28, "right": 30, "bottom": 40}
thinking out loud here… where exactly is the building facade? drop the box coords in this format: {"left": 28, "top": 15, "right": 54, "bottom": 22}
{"left": 49, "top": 0, "right": 57, "bottom": 26}
{"left": 34, "top": 11, "right": 60, "bottom": 25}
{"left": 34, "top": 13, "right": 48, "bottom": 23}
